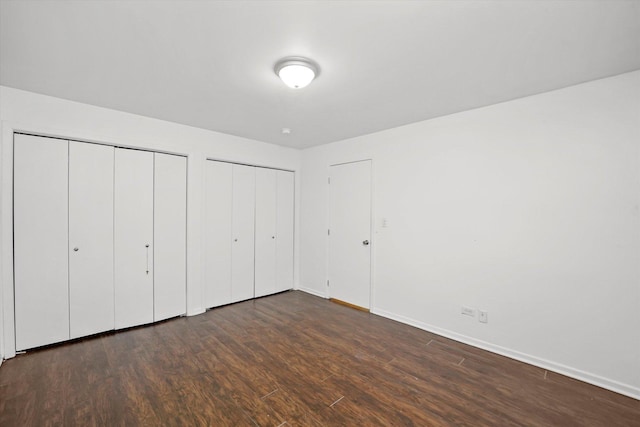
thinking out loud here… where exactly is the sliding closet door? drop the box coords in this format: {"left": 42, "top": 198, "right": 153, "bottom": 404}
{"left": 254, "top": 168, "right": 277, "bottom": 298}
{"left": 153, "top": 153, "right": 187, "bottom": 321}
{"left": 14, "top": 134, "right": 69, "bottom": 350}
{"left": 231, "top": 164, "right": 256, "bottom": 302}
{"left": 276, "top": 170, "right": 295, "bottom": 293}
{"left": 114, "top": 148, "right": 154, "bottom": 329}
{"left": 69, "top": 142, "right": 115, "bottom": 338}
{"left": 204, "top": 161, "right": 233, "bottom": 308}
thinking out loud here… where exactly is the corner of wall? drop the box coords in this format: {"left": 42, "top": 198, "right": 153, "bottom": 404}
{"left": 297, "top": 284, "right": 328, "bottom": 299}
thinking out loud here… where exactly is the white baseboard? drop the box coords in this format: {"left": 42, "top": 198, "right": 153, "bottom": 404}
{"left": 186, "top": 308, "right": 206, "bottom": 317}
{"left": 297, "top": 286, "right": 328, "bottom": 299}
{"left": 372, "top": 307, "right": 640, "bottom": 401}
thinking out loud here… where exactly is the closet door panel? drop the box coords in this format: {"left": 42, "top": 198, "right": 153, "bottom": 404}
{"left": 276, "top": 171, "right": 295, "bottom": 292}
{"left": 204, "top": 161, "right": 233, "bottom": 308}
{"left": 154, "top": 153, "right": 187, "bottom": 321}
{"left": 14, "top": 134, "right": 69, "bottom": 350}
{"left": 114, "top": 148, "right": 154, "bottom": 329}
{"left": 254, "top": 168, "right": 277, "bottom": 297}
{"left": 231, "top": 164, "right": 255, "bottom": 302}
{"left": 69, "top": 142, "right": 115, "bottom": 338}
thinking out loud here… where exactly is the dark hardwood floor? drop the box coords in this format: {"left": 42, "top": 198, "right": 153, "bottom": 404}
{"left": 0, "top": 290, "right": 638, "bottom": 426}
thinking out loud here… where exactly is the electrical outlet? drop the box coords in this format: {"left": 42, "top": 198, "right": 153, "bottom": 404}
{"left": 461, "top": 306, "right": 475, "bottom": 317}
{"left": 479, "top": 310, "right": 488, "bottom": 323}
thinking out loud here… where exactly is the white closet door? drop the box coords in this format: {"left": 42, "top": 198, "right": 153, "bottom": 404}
{"left": 114, "top": 148, "right": 154, "bottom": 329}
{"left": 69, "top": 142, "right": 115, "bottom": 338}
{"left": 231, "top": 164, "right": 256, "bottom": 302}
{"left": 14, "top": 134, "right": 69, "bottom": 350}
{"left": 153, "top": 153, "right": 187, "bottom": 321}
{"left": 276, "top": 170, "right": 295, "bottom": 293}
{"left": 254, "top": 168, "right": 277, "bottom": 298}
{"left": 204, "top": 161, "right": 233, "bottom": 308}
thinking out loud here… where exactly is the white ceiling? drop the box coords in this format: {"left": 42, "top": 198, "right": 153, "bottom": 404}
{"left": 1, "top": 1, "right": 639, "bottom": 149}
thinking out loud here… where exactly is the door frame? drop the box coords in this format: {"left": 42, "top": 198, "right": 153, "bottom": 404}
{"left": 326, "top": 158, "right": 375, "bottom": 310}
{"left": 205, "top": 157, "right": 296, "bottom": 305}
{"left": 1, "top": 123, "right": 189, "bottom": 360}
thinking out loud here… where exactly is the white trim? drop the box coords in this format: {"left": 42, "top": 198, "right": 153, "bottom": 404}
{"left": 372, "top": 307, "right": 640, "bottom": 401}
{"left": 13, "top": 130, "right": 187, "bottom": 158}
{"left": 329, "top": 159, "right": 371, "bottom": 167}
{"left": 368, "top": 159, "right": 376, "bottom": 311}
{"left": 298, "top": 286, "right": 327, "bottom": 299}
{"left": 326, "top": 159, "right": 374, "bottom": 309}
{"left": 1, "top": 123, "right": 16, "bottom": 359}
{"left": 206, "top": 157, "right": 294, "bottom": 173}
{"left": 324, "top": 164, "right": 331, "bottom": 300}
{"left": 186, "top": 308, "right": 206, "bottom": 317}
{"left": 1, "top": 121, "right": 194, "bottom": 359}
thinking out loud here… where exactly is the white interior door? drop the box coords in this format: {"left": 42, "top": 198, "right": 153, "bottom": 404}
{"left": 276, "top": 170, "right": 295, "bottom": 293}
{"left": 328, "top": 160, "right": 372, "bottom": 309}
{"left": 153, "top": 153, "right": 187, "bottom": 321}
{"left": 231, "top": 164, "right": 256, "bottom": 302}
{"left": 114, "top": 148, "right": 154, "bottom": 329}
{"left": 69, "top": 141, "right": 114, "bottom": 338}
{"left": 14, "top": 134, "right": 70, "bottom": 350}
{"left": 254, "top": 168, "right": 277, "bottom": 297}
{"left": 204, "top": 160, "right": 233, "bottom": 308}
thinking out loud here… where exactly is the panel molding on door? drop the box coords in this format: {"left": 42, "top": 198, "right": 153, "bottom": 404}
{"left": 328, "top": 160, "right": 372, "bottom": 309}
{"left": 69, "top": 141, "right": 115, "bottom": 338}
{"left": 231, "top": 164, "right": 256, "bottom": 303}
{"left": 14, "top": 134, "right": 70, "bottom": 350}
{"left": 114, "top": 148, "right": 154, "bottom": 329}
{"left": 276, "top": 170, "right": 295, "bottom": 293}
{"left": 153, "top": 153, "right": 187, "bottom": 321}
{"left": 254, "top": 168, "right": 277, "bottom": 298}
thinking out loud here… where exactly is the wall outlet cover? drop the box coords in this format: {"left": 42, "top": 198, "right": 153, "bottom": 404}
{"left": 479, "top": 310, "right": 488, "bottom": 323}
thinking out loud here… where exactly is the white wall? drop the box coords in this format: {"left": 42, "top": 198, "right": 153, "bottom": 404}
{"left": 0, "top": 86, "right": 302, "bottom": 359}
{"left": 2, "top": 71, "right": 639, "bottom": 399}
{"left": 300, "top": 71, "right": 640, "bottom": 398}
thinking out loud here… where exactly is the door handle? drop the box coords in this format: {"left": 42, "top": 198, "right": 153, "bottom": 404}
{"left": 73, "top": 247, "right": 79, "bottom": 252}
{"left": 363, "top": 240, "right": 369, "bottom": 246}
{"left": 145, "top": 244, "right": 150, "bottom": 275}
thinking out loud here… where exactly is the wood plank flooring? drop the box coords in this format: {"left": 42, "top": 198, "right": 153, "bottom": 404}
{"left": 1, "top": 290, "right": 638, "bottom": 426}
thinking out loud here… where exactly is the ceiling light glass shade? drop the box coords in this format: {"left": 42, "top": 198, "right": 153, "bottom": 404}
{"left": 275, "top": 57, "right": 318, "bottom": 89}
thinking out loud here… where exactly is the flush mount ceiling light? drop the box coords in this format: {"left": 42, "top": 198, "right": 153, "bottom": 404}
{"left": 275, "top": 57, "right": 318, "bottom": 89}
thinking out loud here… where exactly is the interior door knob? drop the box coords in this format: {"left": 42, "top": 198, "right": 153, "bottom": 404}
{"left": 363, "top": 240, "right": 369, "bottom": 246}
{"left": 73, "top": 247, "right": 79, "bottom": 252}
